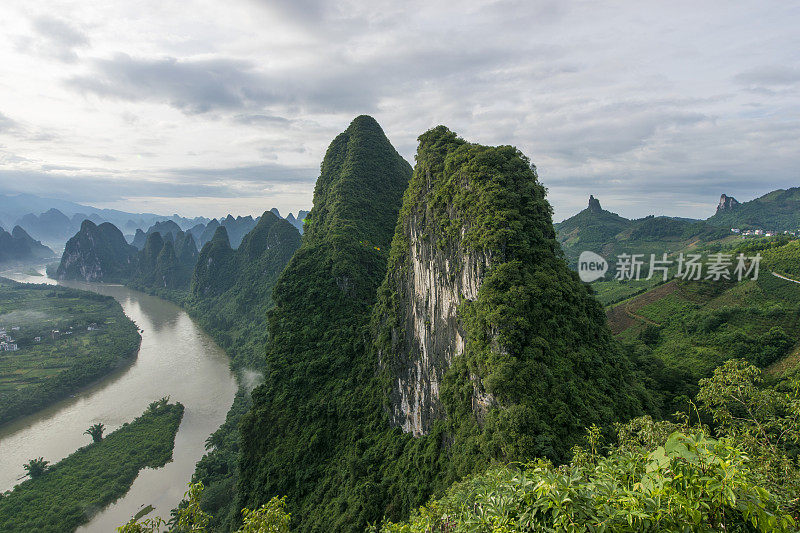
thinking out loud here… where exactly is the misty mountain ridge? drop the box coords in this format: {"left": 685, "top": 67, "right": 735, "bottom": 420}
{"left": 0, "top": 225, "right": 56, "bottom": 265}
{"left": 2, "top": 191, "right": 309, "bottom": 251}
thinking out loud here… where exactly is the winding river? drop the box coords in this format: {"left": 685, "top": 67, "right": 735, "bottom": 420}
{"left": 0, "top": 266, "right": 238, "bottom": 531}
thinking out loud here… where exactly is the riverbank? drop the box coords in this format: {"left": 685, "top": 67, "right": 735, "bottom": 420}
{"left": 0, "top": 274, "right": 237, "bottom": 531}
{"left": 0, "top": 277, "right": 142, "bottom": 427}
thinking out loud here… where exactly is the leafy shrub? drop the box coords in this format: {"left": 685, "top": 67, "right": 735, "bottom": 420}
{"left": 374, "top": 360, "right": 799, "bottom": 532}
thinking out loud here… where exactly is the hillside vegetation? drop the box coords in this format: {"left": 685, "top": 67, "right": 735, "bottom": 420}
{"left": 237, "top": 115, "right": 413, "bottom": 531}
{"left": 708, "top": 187, "right": 800, "bottom": 231}
{"left": 556, "top": 196, "right": 730, "bottom": 270}
{"left": 236, "top": 119, "right": 651, "bottom": 532}
{"left": 606, "top": 238, "right": 800, "bottom": 415}
{"left": 377, "top": 362, "right": 799, "bottom": 532}
{"left": 374, "top": 125, "right": 647, "bottom": 462}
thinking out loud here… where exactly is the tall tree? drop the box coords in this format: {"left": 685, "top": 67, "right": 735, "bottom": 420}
{"left": 23, "top": 457, "right": 49, "bottom": 479}
{"left": 84, "top": 422, "right": 105, "bottom": 443}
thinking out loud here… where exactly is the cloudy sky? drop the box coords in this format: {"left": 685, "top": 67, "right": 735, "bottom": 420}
{"left": 0, "top": 1, "right": 798, "bottom": 221}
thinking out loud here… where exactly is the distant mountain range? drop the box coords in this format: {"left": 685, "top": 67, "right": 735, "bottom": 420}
{"left": 0, "top": 225, "right": 55, "bottom": 265}
{"left": 555, "top": 188, "right": 800, "bottom": 267}
{"left": 0, "top": 192, "right": 308, "bottom": 251}
{"left": 0, "top": 193, "right": 208, "bottom": 240}
{"left": 555, "top": 195, "right": 729, "bottom": 267}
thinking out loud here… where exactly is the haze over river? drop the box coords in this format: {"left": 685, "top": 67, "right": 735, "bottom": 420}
{"left": 0, "top": 266, "right": 237, "bottom": 531}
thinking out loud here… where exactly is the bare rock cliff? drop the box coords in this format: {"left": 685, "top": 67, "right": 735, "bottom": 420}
{"left": 384, "top": 203, "right": 494, "bottom": 435}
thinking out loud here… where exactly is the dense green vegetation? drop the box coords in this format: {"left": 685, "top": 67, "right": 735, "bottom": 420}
{"left": 120, "top": 362, "right": 798, "bottom": 532}
{"left": 0, "top": 277, "right": 141, "bottom": 426}
{"left": 708, "top": 187, "right": 800, "bottom": 231}
{"left": 0, "top": 399, "right": 184, "bottom": 533}
{"left": 376, "top": 361, "right": 799, "bottom": 532}
{"left": 608, "top": 238, "right": 800, "bottom": 415}
{"left": 376, "top": 125, "right": 647, "bottom": 462}
{"left": 236, "top": 120, "right": 648, "bottom": 532}
{"left": 237, "top": 115, "right": 413, "bottom": 531}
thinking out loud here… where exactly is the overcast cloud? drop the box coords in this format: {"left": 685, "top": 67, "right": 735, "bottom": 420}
{"left": 0, "top": 0, "right": 797, "bottom": 220}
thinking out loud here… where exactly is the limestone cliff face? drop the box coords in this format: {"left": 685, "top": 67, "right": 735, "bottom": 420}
{"left": 381, "top": 207, "right": 493, "bottom": 436}
{"left": 717, "top": 194, "right": 740, "bottom": 212}
{"left": 374, "top": 126, "right": 640, "bottom": 454}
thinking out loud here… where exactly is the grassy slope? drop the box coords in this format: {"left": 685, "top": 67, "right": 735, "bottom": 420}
{"left": 0, "top": 278, "right": 141, "bottom": 426}
{"left": 0, "top": 401, "right": 184, "bottom": 533}
{"left": 604, "top": 238, "right": 800, "bottom": 414}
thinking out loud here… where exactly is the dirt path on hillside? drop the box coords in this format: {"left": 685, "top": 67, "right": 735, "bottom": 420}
{"left": 606, "top": 280, "right": 679, "bottom": 335}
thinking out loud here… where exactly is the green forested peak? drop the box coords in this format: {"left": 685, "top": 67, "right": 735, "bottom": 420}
{"left": 376, "top": 127, "right": 644, "bottom": 461}
{"left": 210, "top": 225, "right": 232, "bottom": 248}
{"left": 415, "top": 125, "right": 465, "bottom": 160}
{"left": 142, "top": 231, "right": 165, "bottom": 257}
{"left": 404, "top": 125, "right": 556, "bottom": 259}
{"left": 303, "top": 115, "right": 412, "bottom": 249}
{"left": 238, "top": 210, "right": 298, "bottom": 260}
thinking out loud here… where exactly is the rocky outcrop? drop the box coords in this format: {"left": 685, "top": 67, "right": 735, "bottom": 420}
{"left": 374, "top": 126, "right": 642, "bottom": 453}
{"left": 191, "top": 226, "right": 236, "bottom": 296}
{"left": 717, "top": 194, "right": 740, "bottom": 212}
{"left": 56, "top": 220, "right": 137, "bottom": 282}
{"left": 381, "top": 209, "right": 492, "bottom": 435}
